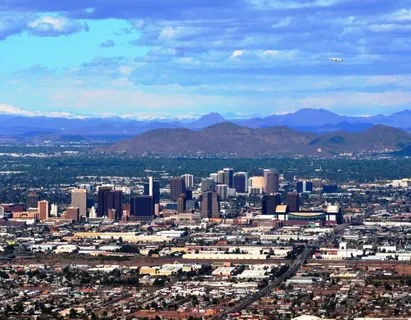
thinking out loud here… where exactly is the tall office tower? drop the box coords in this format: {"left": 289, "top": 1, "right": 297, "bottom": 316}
{"left": 234, "top": 172, "right": 247, "bottom": 193}
{"left": 181, "top": 174, "right": 194, "bottom": 189}
{"left": 201, "top": 178, "right": 214, "bottom": 192}
{"left": 262, "top": 194, "right": 281, "bottom": 215}
{"left": 71, "top": 189, "right": 87, "bottom": 218}
{"left": 50, "top": 204, "right": 58, "bottom": 217}
{"left": 97, "top": 187, "right": 123, "bottom": 220}
{"left": 264, "top": 170, "right": 280, "bottom": 195}
{"left": 210, "top": 173, "right": 218, "bottom": 182}
{"left": 217, "top": 170, "right": 225, "bottom": 184}
{"left": 185, "top": 189, "right": 193, "bottom": 201}
{"left": 108, "top": 190, "right": 123, "bottom": 221}
{"left": 97, "top": 186, "right": 112, "bottom": 217}
{"left": 89, "top": 206, "right": 97, "bottom": 218}
{"left": 223, "top": 168, "right": 234, "bottom": 188}
{"left": 144, "top": 177, "right": 160, "bottom": 214}
{"left": 130, "top": 195, "right": 153, "bottom": 221}
{"left": 201, "top": 191, "right": 220, "bottom": 219}
{"left": 66, "top": 207, "right": 80, "bottom": 221}
{"left": 250, "top": 176, "right": 265, "bottom": 189}
{"left": 38, "top": 200, "right": 49, "bottom": 221}
{"left": 216, "top": 184, "right": 229, "bottom": 201}
{"left": 287, "top": 192, "right": 300, "bottom": 212}
{"left": 177, "top": 194, "right": 186, "bottom": 213}
{"left": 297, "top": 181, "right": 313, "bottom": 193}
{"left": 170, "top": 177, "right": 186, "bottom": 202}
{"left": 27, "top": 192, "right": 39, "bottom": 209}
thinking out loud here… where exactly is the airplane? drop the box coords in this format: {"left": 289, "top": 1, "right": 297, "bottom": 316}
{"left": 329, "top": 57, "right": 344, "bottom": 62}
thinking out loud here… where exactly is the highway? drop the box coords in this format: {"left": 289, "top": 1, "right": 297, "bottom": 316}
{"left": 216, "top": 215, "right": 364, "bottom": 319}
{"left": 216, "top": 246, "right": 315, "bottom": 320}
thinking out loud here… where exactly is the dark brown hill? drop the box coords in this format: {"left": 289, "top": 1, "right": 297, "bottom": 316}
{"left": 309, "top": 125, "right": 411, "bottom": 154}
{"left": 105, "top": 123, "right": 411, "bottom": 157}
{"left": 107, "top": 122, "right": 317, "bottom": 156}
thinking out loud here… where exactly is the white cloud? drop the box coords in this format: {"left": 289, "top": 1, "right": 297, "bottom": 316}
{"left": 390, "top": 9, "right": 411, "bottom": 21}
{"left": 369, "top": 23, "right": 411, "bottom": 33}
{"left": 119, "top": 65, "right": 135, "bottom": 76}
{"left": 263, "top": 50, "right": 280, "bottom": 56}
{"left": 248, "top": 0, "right": 343, "bottom": 9}
{"left": 231, "top": 50, "right": 244, "bottom": 59}
{"left": 271, "top": 17, "right": 292, "bottom": 28}
{"left": 28, "top": 16, "right": 88, "bottom": 37}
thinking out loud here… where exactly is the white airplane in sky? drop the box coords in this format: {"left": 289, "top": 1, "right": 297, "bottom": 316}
{"left": 329, "top": 57, "right": 344, "bottom": 62}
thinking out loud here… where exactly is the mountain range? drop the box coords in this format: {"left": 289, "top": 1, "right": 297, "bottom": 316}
{"left": 3, "top": 106, "right": 411, "bottom": 143}
{"left": 104, "top": 122, "right": 411, "bottom": 157}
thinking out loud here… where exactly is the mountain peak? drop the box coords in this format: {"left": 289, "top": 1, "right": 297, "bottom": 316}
{"left": 294, "top": 108, "right": 338, "bottom": 115}
{"left": 198, "top": 112, "right": 224, "bottom": 121}
{"left": 186, "top": 112, "right": 225, "bottom": 129}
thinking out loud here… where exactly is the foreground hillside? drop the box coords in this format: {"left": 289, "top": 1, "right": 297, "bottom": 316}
{"left": 104, "top": 123, "right": 411, "bottom": 157}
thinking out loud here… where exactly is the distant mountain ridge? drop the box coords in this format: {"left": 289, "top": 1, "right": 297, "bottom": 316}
{"left": 104, "top": 123, "right": 411, "bottom": 157}
{"left": 3, "top": 107, "right": 411, "bottom": 141}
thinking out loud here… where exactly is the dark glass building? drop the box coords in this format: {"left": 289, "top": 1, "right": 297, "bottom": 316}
{"left": 170, "top": 177, "right": 186, "bottom": 202}
{"left": 130, "top": 195, "right": 153, "bottom": 221}
{"left": 233, "top": 172, "right": 247, "bottom": 193}
{"left": 185, "top": 189, "right": 193, "bottom": 201}
{"left": 223, "top": 168, "right": 234, "bottom": 188}
{"left": 97, "top": 187, "right": 123, "bottom": 220}
{"left": 262, "top": 194, "right": 281, "bottom": 215}
{"left": 286, "top": 192, "right": 300, "bottom": 212}
{"left": 144, "top": 177, "right": 160, "bottom": 204}
{"left": 201, "top": 191, "right": 220, "bottom": 219}
{"left": 297, "top": 181, "right": 313, "bottom": 193}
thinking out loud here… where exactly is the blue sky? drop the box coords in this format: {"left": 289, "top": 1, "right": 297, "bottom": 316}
{"left": 1, "top": 0, "right": 411, "bottom": 118}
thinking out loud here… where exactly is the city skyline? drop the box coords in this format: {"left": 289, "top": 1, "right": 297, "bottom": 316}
{"left": 1, "top": 0, "right": 411, "bottom": 117}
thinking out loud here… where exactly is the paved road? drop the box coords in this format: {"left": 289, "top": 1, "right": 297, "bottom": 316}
{"left": 216, "top": 218, "right": 361, "bottom": 319}
{"left": 9, "top": 253, "right": 294, "bottom": 267}
{"left": 216, "top": 246, "right": 315, "bottom": 320}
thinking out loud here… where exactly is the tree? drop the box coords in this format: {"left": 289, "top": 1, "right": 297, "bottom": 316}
{"left": 69, "top": 308, "right": 77, "bottom": 319}
{"left": 384, "top": 283, "right": 392, "bottom": 291}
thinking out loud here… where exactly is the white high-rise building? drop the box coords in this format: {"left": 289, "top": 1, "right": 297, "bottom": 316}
{"left": 89, "top": 207, "right": 97, "bottom": 218}
{"left": 217, "top": 170, "right": 225, "bottom": 183}
{"left": 50, "top": 204, "right": 58, "bottom": 217}
{"left": 216, "top": 184, "right": 229, "bottom": 201}
{"left": 182, "top": 174, "right": 194, "bottom": 188}
{"left": 210, "top": 173, "right": 218, "bottom": 182}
